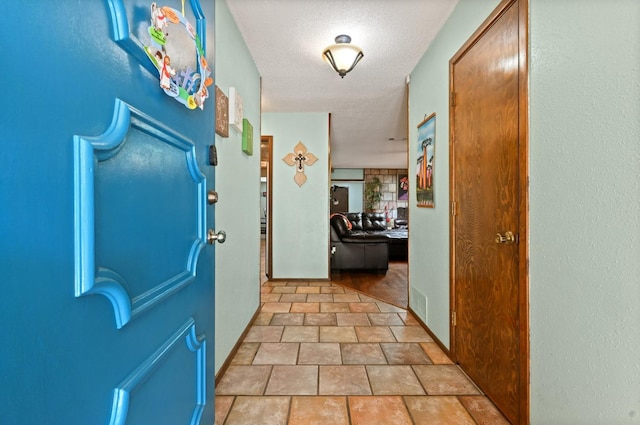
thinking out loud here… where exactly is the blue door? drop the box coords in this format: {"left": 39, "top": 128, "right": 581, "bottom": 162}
{"left": 1, "top": 1, "right": 216, "bottom": 423}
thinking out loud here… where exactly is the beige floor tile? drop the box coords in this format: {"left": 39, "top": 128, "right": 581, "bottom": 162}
{"left": 333, "top": 293, "right": 362, "bottom": 303}
{"left": 253, "top": 343, "right": 300, "bottom": 365}
{"left": 349, "top": 302, "right": 381, "bottom": 313}
{"left": 336, "top": 313, "right": 371, "bottom": 326}
{"left": 254, "top": 312, "right": 274, "bottom": 325}
{"left": 224, "top": 396, "right": 290, "bottom": 425}
{"left": 216, "top": 365, "right": 272, "bottom": 395}
{"left": 289, "top": 396, "right": 349, "bottom": 425}
{"left": 304, "top": 313, "right": 337, "bottom": 326}
{"left": 341, "top": 343, "right": 386, "bottom": 364}
{"left": 376, "top": 302, "right": 405, "bottom": 313}
{"left": 296, "top": 286, "right": 320, "bottom": 294}
{"left": 355, "top": 326, "right": 396, "bottom": 342}
{"left": 271, "top": 286, "right": 297, "bottom": 294}
{"left": 366, "top": 365, "right": 425, "bottom": 395}
{"left": 367, "top": 313, "right": 405, "bottom": 326}
{"left": 321, "top": 286, "right": 345, "bottom": 294}
{"left": 358, "top": 294, "right": 381, "bottom": 303}
{"left": 348, "top": 396, "right": 413, "bottom": 425}
{"left": 261, "top": 286, "right": 273, "bottom": 294}
{"left": 389, "top": 325, "right": 433, "bottom": 342}
{"left": 380, "top": 343, "right": 433, "bottom": 365}
{"left": 321, "top": 302, "right": 351, "bottom": 313}
{"left": 261, "top": 293, "right": 282, "bottom": 303}
{"left": 458, "top": 395, "right": 511, "bottom": 425}
{"left": 244, "top": 326, "right": 284, "bottom": 342}
{"left": 279, "top": 293, "right": 308, "bottom": 303}
{"left": 231, "top": 342, "right": 261, "bottom": 365}
{"left": 419, "top": 342, "right": 454, "bottom": 364}
{"left": 320, "top": 326, "right": 358, "bottom": 343}
{"left": 298, "top": 342, "right": 342, "bottom": 364}
{"left": 412, "top": 365, "right": 481, "bottom": 395}
{"left": 270, "top": 313, "right": 305, "bottom": 326}
{"left": 290, "top": 302, "right": 320, "bottom": 313}
{"left": 261, "top": 302, "right": 292, "bottom": 313}
{"left": 319, "top": 365, "right": 372, "bottom": 395}
{"left": 281, "top": 326, "right": 319, "bottom": 342}
{"left": 214, "top": 396, "right": 234, "bottom": 425}
{"left": 306, "top": 293, "right": 335, "bottom": 303}
{"left": 404, "top": 396, "right": 476, "bottom": 425}
{"left": 265, "top": 365, "right": 318, "bottom": 395}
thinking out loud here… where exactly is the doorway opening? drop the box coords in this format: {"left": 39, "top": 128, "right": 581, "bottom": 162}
{"left": 260, "top": 135, "right": 273, "bottom": 280}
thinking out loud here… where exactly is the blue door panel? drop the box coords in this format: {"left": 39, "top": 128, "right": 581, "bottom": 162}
{"left": 1, "top": 1, "right": 216, "bottom": 424}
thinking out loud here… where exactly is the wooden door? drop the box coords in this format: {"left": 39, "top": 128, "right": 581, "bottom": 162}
{"left": 1, "top": 1, "right": 216, "bottom": 423}
{"left": 331, "top": 186, "right": 349, "bottom": 214}
{"left": 450, "top": 0, "right": 528, "bottom": 423}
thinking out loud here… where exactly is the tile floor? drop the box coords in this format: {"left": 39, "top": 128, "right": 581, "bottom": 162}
{"left": 215, "top": 280, "right": 510, "bottom": 424}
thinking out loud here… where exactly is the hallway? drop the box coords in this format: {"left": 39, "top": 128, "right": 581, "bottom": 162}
{"left": 214, "top": 278, "right": 509, "bottom": 424}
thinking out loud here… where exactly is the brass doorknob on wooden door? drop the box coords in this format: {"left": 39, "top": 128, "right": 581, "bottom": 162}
{"left": 207, "top": 229, "right": 226, "bottom": 244}
{"left": 495, "top": 231, "right": 517, "bottom": 244}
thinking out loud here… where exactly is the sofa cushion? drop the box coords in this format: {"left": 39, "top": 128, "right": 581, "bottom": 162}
{"left": 363, "top": 212, "right": 386, "bottom": 231}
{"left": 346, "top": 212, "right": 363, "bottom": 230}
{"left": 330, "top": 214, "right": 351, "bottom": 238}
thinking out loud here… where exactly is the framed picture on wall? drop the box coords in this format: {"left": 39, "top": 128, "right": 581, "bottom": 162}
{"left": 416, "top": 113, "right": 435, "bottom": 208}
{"left": 398, "top": 173, "right": 409, "bottom": 200}
{"left": 215, "top": 86, "right": 229, "bottom": 137}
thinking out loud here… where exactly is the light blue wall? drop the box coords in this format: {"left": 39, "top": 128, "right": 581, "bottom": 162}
{"left": 331, "top": 181, "right": 364, "bottom": 213}
{"left": 529, "top": 0, "right": 640, "bottom": 422}
{"left": 263, "top": 112, "right": 330, "bottom": 279}
{"left": 410, "top": 0, "right": 640, "bottom": 421}
{"left": 214, "top": 0, "right": 261, "bottom": 373}
{"left": 408, "top": 0, "right": 501, "bottom": 348}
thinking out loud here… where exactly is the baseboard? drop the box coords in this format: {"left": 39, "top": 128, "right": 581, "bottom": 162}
{"left": 408, "top": 306, "right": 453, "bottom": 360}
{"left": 215, "top": 306, "right": 262, "bottom": 386}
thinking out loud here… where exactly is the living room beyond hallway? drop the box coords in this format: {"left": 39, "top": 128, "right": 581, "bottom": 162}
{"left": 260, "top": 240, "right": 408, "bottom": 308}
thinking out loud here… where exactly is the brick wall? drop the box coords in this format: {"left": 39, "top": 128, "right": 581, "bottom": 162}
{"left": 364, "top": 168, "right": 409, "bottom": 220}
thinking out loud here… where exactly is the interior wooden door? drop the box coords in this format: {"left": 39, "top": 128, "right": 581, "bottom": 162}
{"left": 449, "top": 0, "right": 528, "bottom": 423}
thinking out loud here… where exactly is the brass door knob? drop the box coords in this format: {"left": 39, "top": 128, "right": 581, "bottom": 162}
{"left": 495, "top": 231, "right": 517, "bottom": 244}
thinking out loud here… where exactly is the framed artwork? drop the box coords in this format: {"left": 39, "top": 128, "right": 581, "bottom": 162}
{"left": 242, "top": 118, "right": 253, "bottom": 155}
{"left": 228, "top": 87, "right": 243, "bottom": 132}
{"left": 398, "top": 173, "right": 409, "bottom": 200}
{"left": 215, "top": 86, "right": 229, "bottom": 137}
{"left": 143, "top": 4, "right": 213, "bottom": 110}
{"left": 416, "top": 113, "right": 436, "bottom": 208}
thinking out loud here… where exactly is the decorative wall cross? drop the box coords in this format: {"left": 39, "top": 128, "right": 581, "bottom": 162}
{"left": 282, "top": 141, "right": 318, "bottom": 187}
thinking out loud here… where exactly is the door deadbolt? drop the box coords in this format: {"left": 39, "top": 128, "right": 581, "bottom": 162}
{"left": 207, "top": 229, "right": 226, "bottom": 244}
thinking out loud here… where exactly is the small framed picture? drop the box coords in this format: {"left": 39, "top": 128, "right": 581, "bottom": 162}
{"left": 416, "top": 113, "right": 435, "bottom": 208}
{"left": 242, "top": 118, "right": 253, "bottom": 155}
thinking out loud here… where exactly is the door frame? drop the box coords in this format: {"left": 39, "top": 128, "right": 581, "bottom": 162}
{"left": 261, "top": 135, "right": 274, "bottom": 279}
{"left": 448, "top": 0, "right": 529, "bottom": 422}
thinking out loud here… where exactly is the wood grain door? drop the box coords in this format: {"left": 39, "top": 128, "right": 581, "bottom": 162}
{"left": 450, "top": 0, "right": 528, "bottom": 423}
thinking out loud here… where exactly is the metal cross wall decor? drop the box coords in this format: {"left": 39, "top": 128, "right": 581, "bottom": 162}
{"left": 282, "top": 141, "right": 318, "bottom": 187}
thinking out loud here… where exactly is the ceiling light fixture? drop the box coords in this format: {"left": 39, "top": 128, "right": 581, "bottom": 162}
{"left": 322, "top": 35, "right": 364, "bottom": 78}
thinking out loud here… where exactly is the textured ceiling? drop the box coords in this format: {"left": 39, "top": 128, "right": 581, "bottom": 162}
{"left": 225, "top": 0, "right": 459, "bottom": 169}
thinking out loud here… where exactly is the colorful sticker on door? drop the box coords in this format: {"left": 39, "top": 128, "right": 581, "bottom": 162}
{"left": 143, "top": 3, "right": 213, "bottom": 110}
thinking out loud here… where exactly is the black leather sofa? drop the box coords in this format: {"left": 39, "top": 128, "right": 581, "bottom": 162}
{"left": 330, "top": 214, "right": 389, "bottom": 273}
{"left": 344, "top": 212, "right": 408, "bottom": 261}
